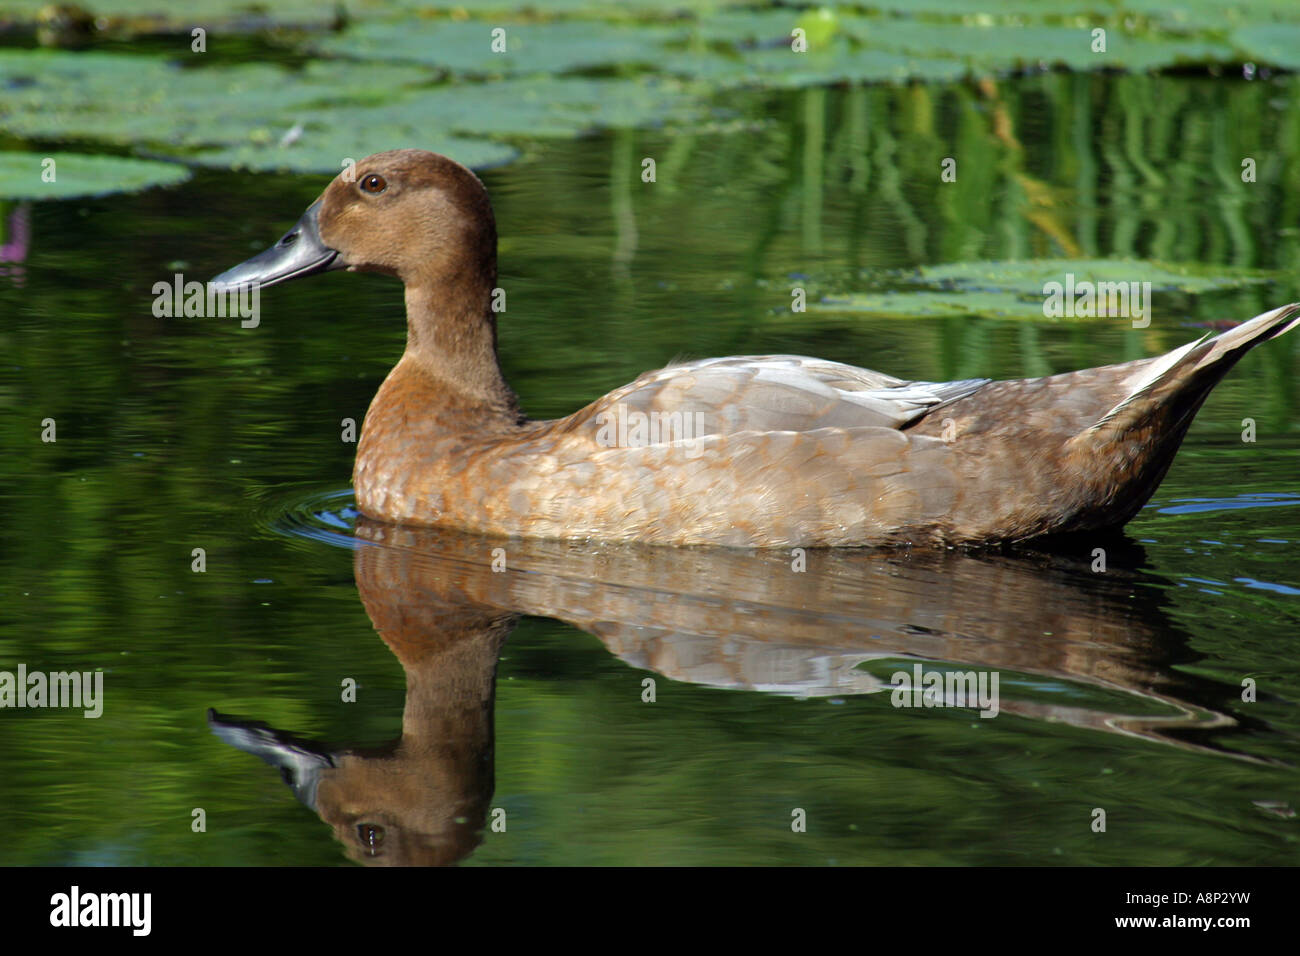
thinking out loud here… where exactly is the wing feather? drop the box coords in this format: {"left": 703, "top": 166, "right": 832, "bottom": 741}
{"left": 589, "top": 355, "right": 989, "bottom": 441}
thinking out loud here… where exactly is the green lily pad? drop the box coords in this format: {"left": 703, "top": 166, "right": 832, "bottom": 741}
{"left": 313, "top": 19, "right": 687, "bottom": 76}
{"left": 1125, "top": 0, "right": 1300, "bottom": 32}
{"left": 815, "top": 290, "right": 1050, "bottom": 320}
{"left": 0, "top": 50, "right": 436, "bottom": 151}
{"left": 660, "top": 42, "right": 969, "bottom": 88}
{"left": 849, "top": 0, "right": 1112, "bottom": 15}
{"left": 915, "top": 259, "right": 1271, "bottom": 294}
{"left": 281, "top": 76, "right": 704, "bottom": 142}
{"left": 184, "top": 74, "right": 702, "bottom": 171}
{"left": 0, "top": 0, "right": 349, "bottom": 32}
{"left": 837, "top": 19, "right": 1234, "bottom": 74}
{"left": 303, "top": 8, "right": 1244, "bottom": 88}
{"left": 666, "top": 12, "right": 1234, "bottom": 85}
{"left": 685, "top": 8, "right": 817, "bottom": 45}
{"left": 191, "top": 135, "right": 516, "bottom": 174}
{"left": 0, "top": 49, "right": 699, "bottom": 172}
{"left": 1232, "top": 23, "right": 1300, "bottom": 71}
{"left": 809, "top": 259, "right": 1272, "bottom": 320}
{"left": 0, "top": 0, "right": 762, "bottom": 32}
{"left": 0, "top": 151, "right": 189, "bottom": 199}
{"left": 386, "top": 0, "right": 759, "bottom": 13}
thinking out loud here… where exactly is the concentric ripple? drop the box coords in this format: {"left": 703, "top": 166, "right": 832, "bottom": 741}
{"left": 255, "top": 485, "right": 360, "bottom": 550}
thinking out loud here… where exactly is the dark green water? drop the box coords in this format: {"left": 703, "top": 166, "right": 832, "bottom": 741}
{"left": 2, "top": 73, "right": 1299, "bottom": 865}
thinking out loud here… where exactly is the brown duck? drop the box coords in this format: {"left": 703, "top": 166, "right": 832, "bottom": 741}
{"left": 212, "top": 149, "right": 1300, "bottom": 548}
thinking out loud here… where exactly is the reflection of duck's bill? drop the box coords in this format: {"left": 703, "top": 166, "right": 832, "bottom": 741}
{"left": 209, "top": 200, "right": 345, "bottom": 292}
{"left": 207, "top": 708, "right": 334, "bottom": 809}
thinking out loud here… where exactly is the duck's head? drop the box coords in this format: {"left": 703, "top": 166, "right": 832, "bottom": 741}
{"left": 211, "top": 148, "right": 496, "bottom": 293}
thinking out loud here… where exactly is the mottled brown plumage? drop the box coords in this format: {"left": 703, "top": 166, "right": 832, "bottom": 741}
{"left": 217, "top": 149, "right": 1300, "bottom": 547}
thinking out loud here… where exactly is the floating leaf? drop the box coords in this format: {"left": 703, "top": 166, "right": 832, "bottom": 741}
{"left": 660, "top": 42, "right": 968, "bottom": 88}
{"left": 809, "top": 259, "right": 1272, "bottom": 320}
{"left": 313, "top": 19, "right": 687, "bottom": 76}
{"left": 0, "top": 0, "right": 348, "bottom": 31}
{"left": 1126, "top": 0, "right": 1300, "bottom": 32}
{"left": 0, "top": 51, "right": 435, "bottom": 150}
{"left": 192, "top": 136, "right": 516, "bottom": 174}
{"left": 1232, "top": 23, "right": 1300, "bottom": 71}
{"left": 815, "top": 290, "right": 1050, "bottom": 320}
{"left": 914, "top": 259, "right": 1271, "bottom": 294}
{"left": 0, "top": 0, "right": 762, "bottom": 31}
{"left": 284, "top": 76, "right": 705, "bottom": 141}
{"left": 0, "top": 151, "right": 189, "bottom": 199}
{"left": 0, "top": 49, "right": 700, "bottom": 172}
{"left": 838, "top": 19, "right": 1235, "bottom": 74}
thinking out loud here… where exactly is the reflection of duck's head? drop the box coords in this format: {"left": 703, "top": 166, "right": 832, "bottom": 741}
{"left": 210, "top": 602, "right": 510, "bottom": 867}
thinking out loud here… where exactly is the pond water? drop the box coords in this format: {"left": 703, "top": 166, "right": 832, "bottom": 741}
{"left": 2, "top": 72, "right": 1299, "bottom": 865}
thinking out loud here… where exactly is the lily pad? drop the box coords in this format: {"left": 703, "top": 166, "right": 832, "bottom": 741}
{"left": 660, "top": 42, "right": 969, "bottom": 88}
{"left": 1232, "top": 23, "right": 1300, "bottom": 71}
{"left": 0, "top": 49, "right": 699, "bottom": 172}
{"left": 0, "top": 151, "right": 189, "bottom": 199}
{"left": 664, "top": 12, "right": 1234, "bottom": 85}
{"left": 837, "top": 19, "right": 1235, "bottom": 74}
{"left": 385, "top": 0, "right": 759, "bottom": 13}
{"left": 1125, "top": 0, "right": 1300, "bottom": 32}
{"left": 915, "top": 259, "right": 1271, "bottom": 294}
{"left": 313, "top": 19, "right": 687, "bottom": 76}
{"left": 300, "top": 8, "right": 1250, "bottom": 89}
{"left": 809, "top": 259, "right": 1272, "bottom": 320}
{"left": 184, "top": 74, "right": 702, "bottom": 171}
{"left": 815, "top": 290, "right": 1051, "bottom": 320}
{"left": 0, "top": 0, "right": 351, "bottom": 31}
{"left": 280, "top": 76, "right": 704, "bottom": 142}
{"left": 0, "top": 0, "right": 762, "bottom": 32}
{"left": 848, "top": 0, "right": 1113, "bottom": 15}
{"left": 192, "top": 135, "right": 516, "bottom": 174}
{"left": 0, "top": 50, "right": 437, "bottom": 151}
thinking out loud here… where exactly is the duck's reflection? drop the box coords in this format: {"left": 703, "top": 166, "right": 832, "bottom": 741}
{"left": 211, "top": 518, "right": 1267, "bottom": 865}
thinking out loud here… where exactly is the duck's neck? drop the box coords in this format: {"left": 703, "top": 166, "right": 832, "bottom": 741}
{"left": 396, "top": 282, "right": 522, "bottom": 426}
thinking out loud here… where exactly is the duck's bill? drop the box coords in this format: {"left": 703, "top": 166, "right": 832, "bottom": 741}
{"left": 210, "top": 199, "right": 345, "bottom": 292}
{"left": 207, "top": 709, "right": 334, "bottom": 809}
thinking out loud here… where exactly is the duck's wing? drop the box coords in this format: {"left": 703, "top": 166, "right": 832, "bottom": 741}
{"left": 580, "top": 355, "right": 990, "bottom": 437}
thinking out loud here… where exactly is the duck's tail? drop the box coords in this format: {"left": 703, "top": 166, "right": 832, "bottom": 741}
{"left": 1089, "top": 303, "right": 1300, "bottom": 438}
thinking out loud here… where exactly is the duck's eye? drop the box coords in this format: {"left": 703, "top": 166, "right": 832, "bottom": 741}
{"left": 357, "top": 823, "right": 385, "bottom": 854}
{"left": 360, "top": 173, "right": 387, "bottom": 195}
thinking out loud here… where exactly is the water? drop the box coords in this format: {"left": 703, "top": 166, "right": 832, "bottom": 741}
{"left": 2, "top": 73, "right": 1298, "bottom": 865}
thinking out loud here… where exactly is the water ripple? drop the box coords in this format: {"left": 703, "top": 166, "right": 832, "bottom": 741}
{"left": 255, "top": 485, "right": 359, "bottom": 550}
{"left": 1156, "top": 493, "right": 1300, "bottom": 515}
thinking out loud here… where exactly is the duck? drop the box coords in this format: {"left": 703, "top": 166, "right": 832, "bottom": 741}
{"left": 211, "top": 149, "right": 1300, "bottom": 548}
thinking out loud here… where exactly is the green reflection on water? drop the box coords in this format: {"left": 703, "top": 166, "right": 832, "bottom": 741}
{"left": 1, "top": 70, "right": 1298, "bottom": 866}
